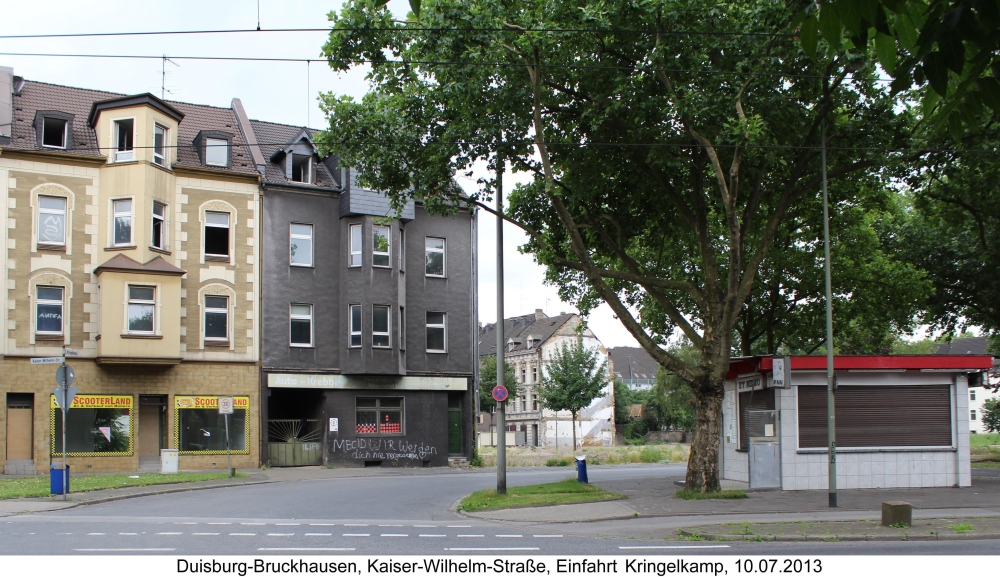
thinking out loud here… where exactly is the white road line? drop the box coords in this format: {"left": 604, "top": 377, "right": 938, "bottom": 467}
{"left": 309, "top": 523, "right": 337, "bottom": 526}
{"left": 192, "top": 533, "right": 219, "bottom": 536}
{"left": 342, "top": 533, "right": 370, "bottom": 537}
{"left": 86, "top": 533, "right": 105, "bottom": 536}
{"left": 496, "top": 534, "right": 523, "bottom": 538}
{"left": 447, "top": 525, "right": 472, "bottom": 528}
{"left": 445, "top": 547, "right": 539, "bottom": 552}
{"left": 275, "top": 523, "right": 299, "bottom": 526}
{"left": 414, "top": 525, "right": 437, "bottom": 528}
{"left": 419, "top": 534, "right": 446, "bottom": 538}
{"left": 380, "top": 534, "right": 408, "bottom": 537}
{"left": 304, "top": 533, "right": 332, "bottom": 537}
{"left": 178, "top": 522, "right": 197, "bottom": 525}
{"left": 156, "top": 532, "right": 182, "bottom": 536}
{"left": 230, "top": 533, "right": 256, "bottom": 536}
{"left": 118, "top": 533, "right": 138, "bottom": 536}
{"left": 267, "top": 533, "right": 294, "bottom": 537}
{"left": 74, "top": 548, "right": 176, "bottom": 552}
{"left": 57, "top": 533, "right": 73, "bottom": 535}
{"left": 344, "top": 523, "right": 368, "bottom": 527}
{"left": 241, "top": 522, "right": 266, "bottom": 526}
{"left": 457, "top": 534, "right": 485, "bottom": 538}
{"left": 379, "top": 524, "right": 403, "bottom": 527}
{"left": 259, "top": 548, "right": 355, "bottom": 552}
{"left": 619, "top": 545, "right": 732, "bottom": 549}
{"left": 533, "top": 534, "right": 563, "bottom": 538}
{"left": 207, "top": 522, "right": 231, "bottom": 525}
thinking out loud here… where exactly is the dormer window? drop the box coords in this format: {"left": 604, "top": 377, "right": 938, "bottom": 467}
{"left": 114, "top": 119, "right": 134, "bottom": 162}
{"left": 42, "top": 117, "right": 68, "bottom": 148}
{"left": 291, "top": 153, "right": 312, "bottom": 183}
{"left": 205, "top": 138, "right": 228, "bottom": 166}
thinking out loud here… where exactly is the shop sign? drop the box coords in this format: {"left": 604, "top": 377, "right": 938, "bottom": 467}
{"left": 175, "top": 396, "right": 249, "bottom": 410}
{"left": 736, "top": 374, "right": 764, "bottom": 392}
{"left": 267, "top": 373, "right": 466, "bottom": 391}
{"left": 49, "top": 394, "right": 133, "bottom": 409}
{"left": 771, "top": 356, "right": 791, "bottom": 388}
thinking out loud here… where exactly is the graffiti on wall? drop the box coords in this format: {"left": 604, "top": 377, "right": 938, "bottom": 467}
{"left": 330, "top": 438, "right": 439, "bottom": 461}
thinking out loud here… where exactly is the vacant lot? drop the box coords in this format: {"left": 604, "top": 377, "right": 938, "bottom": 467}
{"left": 475, "top": 443, "right": 689, "bottom": 467}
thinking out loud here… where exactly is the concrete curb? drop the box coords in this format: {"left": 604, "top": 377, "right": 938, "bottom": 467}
{"left": 676, "top": 529, "right": 1000, "bottom": 542}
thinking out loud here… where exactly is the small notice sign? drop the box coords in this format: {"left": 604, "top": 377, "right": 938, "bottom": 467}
{"left": 218, "top": 397, "right": 234, "bottom": 415}
{"left": 329, "top": 418, "right": 339, "bottom": 432}
{"left": 99, "top": 427, "right": 112, "bottom": 442}
{"left": 31, "top": 357, "right": 64, "bottom": 365}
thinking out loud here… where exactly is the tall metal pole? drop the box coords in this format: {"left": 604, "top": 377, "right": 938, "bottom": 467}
{"left": 821, "top": 119, "right": 838, "bottom": 508}
{"left": 495, "top": 153, "right": 507, "bottom": 495}
{"left": 61, "top": 345, "right": 68, "bottom": 502}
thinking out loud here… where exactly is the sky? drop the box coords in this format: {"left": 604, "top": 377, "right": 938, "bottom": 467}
{"left": 0, "top": 0, "right": 642, "bottom": 348}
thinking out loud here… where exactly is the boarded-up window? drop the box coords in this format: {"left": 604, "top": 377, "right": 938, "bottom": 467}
{"left": 797, "top": 385, "right": 952, "bottom": 449}
{"left": 738, "top": 388, "right": 775, "bottom": 451}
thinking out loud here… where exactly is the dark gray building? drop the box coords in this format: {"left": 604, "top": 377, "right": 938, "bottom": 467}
{"left": 236, "top": 112, "right": 478, "bottom": 468}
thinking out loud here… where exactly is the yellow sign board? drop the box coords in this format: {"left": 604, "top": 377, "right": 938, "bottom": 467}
{"left": 49, "top": 394, "right": 133, "bottom": 410}
{"left": 175, "top": 395, "right": 249, "bottom": 410}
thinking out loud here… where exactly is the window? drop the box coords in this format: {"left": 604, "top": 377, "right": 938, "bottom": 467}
{"left": 289, "top": 223, "right": 313, "bottom": 266}
{"left": 971, "top": 409, "right": 978, "bottom": 421}
{"left": 204, "top": 211, "right": 230, "bottom": 259}
{"left": 42, "top": 117, "right": 68, "bottom": 148}
{"left": 127, "top": 285, "right": 155, "bottom": 334}
{"left": 52, "top": 395, "right": 133, "bottom": 455}
{"left": 114, "top": 119, "right": 134, "bottom": 162}
{"left": 151, "top": 201, "right": 166, "bottom": 250}
{"left": 970, "top": 390, "right": 976, "bottom": 401}
{"left": 205, "top": 138, "right": 228, "bottom": 166}
{"left": 356, "top": 397, "right": 403, "bottom": 435}
{"left": 531, "top": 366, "right": 538, "bottom": 383}
{"left": 290, "top": 304, "right": 313, "bottom": 347}
{"left": 153, "top": 124, "right": 167, "bottom": 166}
{"left": 426, "top": 312, "right": 446, "bottom": 352}
{"left": 37, "top": 195, "right": 67, "bottom": 246}
{"left": 291, "top": 153, "right": 312, "bottom": 183}
{"left": 349, "top": 304, "right": 362, "bottom": 348}
{"left": 204, "top": 295, "right": 228, "bottom": 342}
{"left": 373, "top": 225, "right": 391, "bottom": 267}
{"left": 425, "top": 237, "right": 445, "bottom": 276}
{"left": 372, "top": 305, "right": 390, "bottom": 348}
{"left": 36, "top": 286, "right": 64, "bottom": 336}
{"left": 349, "top": 224, "right": 362, "bottom": 267}
{"left": 176, "top": 396, "right": 249, "bottom": 454}
{"left": 399, "top": 228, "right": 405, "bottom": 270}
{"left": 112, "top": 198, "right": 132, "bottom": 246}
{"left": 399, "top": 306, "right": 405, "bottom": 351}
{"left": 520, "top": 366, "right": 526, "bottom": 383}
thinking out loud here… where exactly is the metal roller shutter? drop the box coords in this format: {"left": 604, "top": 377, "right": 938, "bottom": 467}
{"left": 797, "top": 385, "right": 952, "bottom": 448}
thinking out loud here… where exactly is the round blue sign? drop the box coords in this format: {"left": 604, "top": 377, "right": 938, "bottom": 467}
{"left": 491, "top": 385, "right": 508, "bottom": 402}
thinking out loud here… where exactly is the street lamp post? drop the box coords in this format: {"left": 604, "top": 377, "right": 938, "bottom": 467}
{"left": 821, "top": 119, "right": 838, "bottom": 508}
{"left": 495, "top": 153, "right": 507, "bottom": 495}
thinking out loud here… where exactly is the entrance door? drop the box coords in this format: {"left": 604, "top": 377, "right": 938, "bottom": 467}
{"left": 138, "top": 396, "right": 165, "bottom": 457}
{"left": 448, "top": 410, "right": 462, "bottom": 454}
{"left": 5, "top": 394, "right": 33, "bottom": 460}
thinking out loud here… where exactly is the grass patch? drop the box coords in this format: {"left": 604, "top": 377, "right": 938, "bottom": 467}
{"left": 545, "top": 458, "right": 572, "bottom": 467}
{"left": 0, "top": 472, "right": 245, "bottom": 500}
{"left": 969, "top": 433, "right": 1000, "bottom": 447}
{"left": 675, "top": 489, "right": 748, "bottom": 500}
{"left": 972, "top": 461, "right": 1000, "bottom": 469}
{"left": 949, "top": 523, "right": 975, "bottom": 533}
{"left": 458, "top": 479, "right": 622, "bottom": 512}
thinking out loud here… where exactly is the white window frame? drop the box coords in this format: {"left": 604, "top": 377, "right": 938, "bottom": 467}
{"left": 151, "top": 200, "right": 167, "bottom": 251}
{"left": 205, "top": 137, "right": 229, "bottom": 167}
{"left": 372, "top": 225, "right": 391, "bottom": 268}
{"left": 970, "top": 389, "right": 976, "bottom": 401}
{"left": 203, "top": 294, "right": 229, "bottom": 343}
{"left": 37, "top": 195, "right": 67, "bottom": 246}
{"left": 372, "top": 305, "right": 391, "bottom": 348}
{"left": 153, "top": 123, "right": 167, "bottom": 166}
{"left": 204, "top": 210, "right": 231, "bottom": 259}
{"left": 289, "top": 223, "right": 314, "bottom": 267}
{"left": 113, "top": 118, "right": 135, "bottom": 162}
{"left": 112, "top": 197, "right": 134, "bottom": 246}
{"left": 348, "top": 223, "right": 362, "bottom": 267}
{"left": 425, "top": 236, "right": 446, "bottom": 277}
{"left": 971, "top": 409, "right": 977, "bottom": 421}
{"left": 126, "top": 285, "right": 156, "bottom": 335}
{"left": 289, "top": 303, "right": 314, "bottom": 347}
{"left": 349, "top": 304, "right": 362, "bottom": 348}
{"left": 426, "top": 311, "right": 447, "bottom": 353}
{"left": 41, "top": 117, "right": 68, "bottom": 149}
{"left": 35, "top": 285, "right": 64, "bottom": 336}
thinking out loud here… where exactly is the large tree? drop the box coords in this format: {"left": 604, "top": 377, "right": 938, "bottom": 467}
{"left": 318, "top": 0, "right": 910, "bottom": 491}
{"left": 537, "top": 337, "right": 609, "bottom": 450}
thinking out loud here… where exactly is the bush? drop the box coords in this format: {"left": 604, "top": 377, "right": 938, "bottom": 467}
{"left": 983, "top": 399, "right": 1000, "bottom": 433}
{"left": 640, "top": 447, "right": 664, "bottom": 462}
{"left": 546, "top": 458, "right": 571, "bottom": 467}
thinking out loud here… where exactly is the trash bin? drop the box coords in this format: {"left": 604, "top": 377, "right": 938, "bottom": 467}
{"left": 50, "top": 462, "right": 70, "bottom": 495}
{"left": 575, "top": 455, "right": 588, "bottom": 484}
{"left": 161, "top": 449, "right": 179, "bottom": 474}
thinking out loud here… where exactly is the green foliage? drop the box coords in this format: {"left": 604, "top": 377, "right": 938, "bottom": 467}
{"left": 545, "top": 457, "right": 572, "bottom": 467}
{"left": 949, "top": 523, "right": 975, "bottom": 533}
{"left": 459, "top": 479, "right": 621, "bottom": 511}
{"left": 675, "top": 489, "right": 748, "bottom": 500}
{"left": 983, "top": 399, "right": 1000, "bottom": 434}
{"left": 537, "top": 337, "right": 609, "bottom": 448}
{"left": 652, "top": 345, "right": 698, "bottom": 431}
{"left": 0, "top": 472, "right": 240, "bottom": 500}
{"left": 479, "top": 354, "right": 518, "bottom": 412}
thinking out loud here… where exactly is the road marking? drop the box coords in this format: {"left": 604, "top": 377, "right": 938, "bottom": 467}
{"left": 87, "top": 533, "right": 105, "bottom": 536}
{"left": 156, "top": 532, "right": 182, "bottom": 536}
{"left": 267, "top": 533, "right": 294, "bottom": 537}
{"left": 309, "top": 523, "right": 337, "bottom": 526}
{"left": 259, "top": 548, "right": 355, "bottom": 552}
{"left": 496, "top": 534, "right": 523, "bottom": 538}
{"left": 304, "top": 533, "right": 332, "bottom": 537}
{"left": 344, "top": 523, "right": 368, "bottom": 527}
{"left": 207, "top": 522, "right": 231, "bottom": 525}
{"left": 275, "top": 523, "right": 299, "bottom": 526}
{"left": 381, "top": 533, "right": 408, "bottom": 537}
{"left": 447, "top": 525, "right": 471, "bottom": 528}
{"left": 343, "top": 533, "right": 370, "bottom": 537}
{"left": 414, "top": 524, "right": 437, "bottom": 528}
{"left": 178, "top": 522, "right": 197, "bottom": 525}
{"left": 619, "top": 545, "right": 732, "bottom": 549}
{"left": 445, "top": 547, "right": 540, "bottom": 552}
{"left": 242, "top": 522, "right": 266, "bottom": 526}
{"left": 192, "top": 533, "right": 219, "bottom": 536}
{"left": 118, "top": 533, "right": 138, "bottom": 536}
{"left": 419, "top": 534, "right": 446, "bottom": 538}
{"left": 379, "top": 524, "right": 403, "bottom": 527}
{"left": 74, "top": 548, "right": 176, "bottom": 552}
{"left": 457, "top": 534, "right": 485, "bottom": 538}
{"left": 533, "top": 534, "right": 563, "bottom": 538}
{"left": 57, "top": 533, "right": 73, "bottom": 535}
{"left": 230, "top": 533, "right": 256, "bottom": 536}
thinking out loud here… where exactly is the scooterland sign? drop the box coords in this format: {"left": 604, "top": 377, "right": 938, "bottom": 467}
{"left": 736, "top": 374, "right": 764, "bottom": 392}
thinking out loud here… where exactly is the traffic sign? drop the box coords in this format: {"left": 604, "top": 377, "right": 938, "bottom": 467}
{"left": 218, "top": 396, "right": 234, "bottom": 415}
{"left": 491, "top": 385, "right": 509, "bottom": 403}
{"left": 31, "top": 357, "right": 64, "bottom": 365}
{"left": 56, "top": 365, "right": 75, "bottom": 387}
{"left": 52, "top": 386, "right": 78, "bottom": 409}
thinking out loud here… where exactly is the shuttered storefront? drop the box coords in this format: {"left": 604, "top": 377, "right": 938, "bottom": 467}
{"left": 797, "top": 385, "right": 952, "bottom": 448}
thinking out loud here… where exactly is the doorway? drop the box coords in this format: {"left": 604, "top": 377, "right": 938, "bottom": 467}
{"left": 447, "top": 393, "right": 463, "bottom": 455}
{"left": 5, "top": 394, "right": 34, "bottom": 463}
{"left": 138, "top": 396, "right": 166, "bottom": 469}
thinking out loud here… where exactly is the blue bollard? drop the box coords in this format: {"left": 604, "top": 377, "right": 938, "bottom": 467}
{"left": 575, "top": 455, "right": 588, "bottom": 484}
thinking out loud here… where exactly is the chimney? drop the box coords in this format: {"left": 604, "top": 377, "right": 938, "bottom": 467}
{"left": 534, "top": 308, "right": 546, "bottom": 320}
{"left": 0, "top": 67, "right": 13, "bottom": 140}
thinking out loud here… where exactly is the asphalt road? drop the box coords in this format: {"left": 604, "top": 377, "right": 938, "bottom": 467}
{"left": 1, "top": 464, "right": 998, "bottom": 555}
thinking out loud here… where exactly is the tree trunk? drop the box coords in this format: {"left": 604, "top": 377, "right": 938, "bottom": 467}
{"left": 571, "top": 410, "right": 578, "bottom": 451}
{"left": 684, "top": 387, "right": 724, "bottom": 492}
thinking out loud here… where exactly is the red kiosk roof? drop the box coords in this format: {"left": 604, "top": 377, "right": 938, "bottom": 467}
{"left": 726, "top": 355, "right": 993, "bottom": 380}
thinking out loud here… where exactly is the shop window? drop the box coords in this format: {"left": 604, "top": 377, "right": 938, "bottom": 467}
{"left": 349, "top": 304, "right": 362, "bottom": 348}
{"left": 112, "top": 198, "right": 133, "bottom": 246}
{"left": 42, "top": 117, "right": 68, "bottom": 148}
{"left": 205, "top": 138, "right": 228, "bottom": 167}
{"left": 36, "top": 286, "right": 64, "bottom": 336}
{"left": 289, "top": 223, "right": 313, "bottom": 266}
{"left": 175, "top": 396, "right": 249, "bottom": 454}
{"left": 356, "top": 397, "right": 403, "bottom": 435}
{"left": 290, "top": 303, "right": 313, "bottom": 347}
{"left": 114, "top": 119, "right": 134, "bottom": 162}
{"left": 204, "top": 295, "right": 229, "bottom": 342}
{"left": 151, "top": 201, "right": 166, "bottom": 250}
{"left": 372, "top": 305, "right": 390, "bottom": 348}
{"left": 51, "top": 394, "right": 133, "bottom": 456}
{"left": 426, "top": 312, "right": 446, "bottom": 352}
{"left": 349, "top": 223, "right": 362, "bottom": 267}
{"left": 425, "top": 237, "right": 445, "bottom": 276}
{"left": 204, "top": 211, "right": 230, "bottom": 259}
{"left": 152, "top": 124, "right": 167, "bottom": 167}
{"left": 372, "top": 225, "right": 390, "bottom": 267}
{"left": 37, "top": 195, "right": 67, "bottom": 247}
{"left": 126, "top": 285, "right": 155, "bottom": 334}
